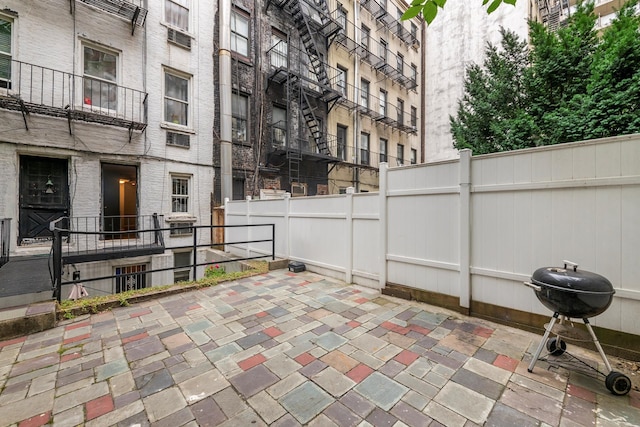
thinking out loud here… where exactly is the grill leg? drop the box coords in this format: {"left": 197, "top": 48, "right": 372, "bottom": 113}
{"left": 583, "top": 318, "right": 612, "bottom": 373}
{"left": 528, "top": 312, "right": 559, "bottom": 373}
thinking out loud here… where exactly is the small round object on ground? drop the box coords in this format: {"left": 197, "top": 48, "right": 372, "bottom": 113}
{"left": 605, "top": 371, "right": 632, "bottom": 396}
{"left": 546, "top": 337, "right": 567, "bottom": 356}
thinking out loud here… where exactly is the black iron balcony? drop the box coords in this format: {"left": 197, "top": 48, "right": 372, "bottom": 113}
{"left": 270, "top": 128, "right": 341, "bottom": 160}
{"left": 0, "top": 60, "right": 147, "bottom": 133}
{"left": 359, "top": 0, "right": 419, "bottom": 47}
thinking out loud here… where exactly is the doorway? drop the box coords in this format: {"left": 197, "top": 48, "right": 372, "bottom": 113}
{"left": 18, "top": 156, "right": 69, "bottom": 245}
{"left": 102, "top": 163, "right": 138, "bottom": 237}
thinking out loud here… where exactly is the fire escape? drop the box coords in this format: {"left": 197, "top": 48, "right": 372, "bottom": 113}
{"left": 537, "top": 0, "right": 571, "bottom": 30}
{"left": 266, "top": 0, "right": 342, "bottom": 186}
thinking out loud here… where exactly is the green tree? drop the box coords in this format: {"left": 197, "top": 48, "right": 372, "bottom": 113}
{"left": 402, "top": 0, "right": 516, "bottom": 25}
{"left": 450, "top": 28, "right": 535, "bottom": 154}
{"left": 526, "top": 3, "right": 598, "bottom": 145}
{"left": 583, "top": 0, "right": 640, "bottom": 138}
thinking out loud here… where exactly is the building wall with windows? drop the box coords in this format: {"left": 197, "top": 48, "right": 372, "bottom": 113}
{"left": 0, "top": 1, "right": 215, "bottom": 288}
{"left": 326, "top": 0, "right": 423, "bottom": 194}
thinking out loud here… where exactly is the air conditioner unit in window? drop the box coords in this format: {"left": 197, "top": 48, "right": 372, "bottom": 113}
{"left": 168, "top": 28, "right": 191, "bottom": 50}
{"left": 291, "top": 183, "right": 307, "bottom": 197}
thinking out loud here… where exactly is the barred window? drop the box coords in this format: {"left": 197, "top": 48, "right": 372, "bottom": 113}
{"left": 171, "top": 175, "right": 189, "bottom": 213}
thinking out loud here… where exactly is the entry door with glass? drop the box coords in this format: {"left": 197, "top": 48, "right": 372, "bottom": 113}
{"left": 101, "top": 163, "right": 138, "bottom": 237}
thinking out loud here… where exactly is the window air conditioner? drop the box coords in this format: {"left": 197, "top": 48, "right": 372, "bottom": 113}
{"left": 168, "top": 28, "right": 192, "bottom": 50}
{"left": 291, "top": 183, "right": 307, "bottom": 197}
{"left": 166, "top": 132, "right": 190, "bottom": 147}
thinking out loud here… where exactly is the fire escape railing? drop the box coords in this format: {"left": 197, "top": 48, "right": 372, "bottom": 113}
{"left": 72, "top": 0, "right": 148, "bottom": 35}
{"left": 0, "top": 218, "right": 11, "bottom": 269}
{"left": 331, "top": 12, "right": 418, "bottom": 90}
{"left": 0, "top": 60, "right": 148, "bottom": 133}
{"left": 359, "top": 0, "right": 419, "bottom": 47}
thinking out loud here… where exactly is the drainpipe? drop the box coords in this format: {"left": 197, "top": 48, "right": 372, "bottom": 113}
{"left": 219, "top": 0, "right": 233, "bottom": 202}
{"left": 353, "top": 2, "right": 360, "bottom": 192}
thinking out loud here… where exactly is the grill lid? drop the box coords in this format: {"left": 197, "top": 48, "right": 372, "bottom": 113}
{"left": 531, "top": 261, "right": 614, "bottom": 295}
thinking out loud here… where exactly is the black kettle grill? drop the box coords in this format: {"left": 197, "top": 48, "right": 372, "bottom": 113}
{"left": 525, "top": 261, "right": 632, "bottom": 396}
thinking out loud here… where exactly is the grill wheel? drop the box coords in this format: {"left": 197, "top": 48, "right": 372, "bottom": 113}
{"left": 546, "top": 337, "right": 567, "bottom": 356}
{"left": 605, "top": 371, "right": 633, "bottom": 396}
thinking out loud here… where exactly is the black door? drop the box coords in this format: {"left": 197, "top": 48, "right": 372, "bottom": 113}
{"left": 19, "top": 156, "right": 69, "bottom": 244}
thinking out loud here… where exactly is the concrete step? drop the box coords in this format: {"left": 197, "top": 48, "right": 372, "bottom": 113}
{"left": 0, "top": 300, "right": 57, "bottom": 341}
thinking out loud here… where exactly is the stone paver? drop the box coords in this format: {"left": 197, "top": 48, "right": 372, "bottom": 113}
{"left": 0, "top": 269, "right": 638, "bottom": 426}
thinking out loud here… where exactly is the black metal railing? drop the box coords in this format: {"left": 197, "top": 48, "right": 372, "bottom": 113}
{"left": 271, "top": 127, "right": 341, "bottom": 158}
{"left": 0, "top": 218, "right": 10, "bottom": 268}
{"left": 0, "top": 60, "right": 147, "bottom": 130}
{"left": 50, "top": 220, "right": 275, "bottom": 301}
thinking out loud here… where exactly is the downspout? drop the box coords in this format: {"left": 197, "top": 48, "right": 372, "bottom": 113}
{"left": 219, "top": 0, "right": 233, "bottom": 202}
{"left": 353, "top": 2, "right": 360, "bottom": 192}
{"left": 420, "top": 18, "right": 426, "bottom": 163}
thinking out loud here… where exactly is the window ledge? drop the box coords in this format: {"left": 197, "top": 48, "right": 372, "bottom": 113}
{"left": 160, "top": 21, "right": 195, "bottom": 39}
{"left": 166, "top": 215, "right": 197, "bottom": 223}
{"left": 161, "top": 123, "right": 196, "bottom": 134}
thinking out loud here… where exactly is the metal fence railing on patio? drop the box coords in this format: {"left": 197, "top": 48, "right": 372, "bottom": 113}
{"left": 50, "top": 219, "right": 275, "bottom": 302}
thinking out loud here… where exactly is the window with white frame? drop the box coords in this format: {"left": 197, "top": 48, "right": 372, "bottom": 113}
{"left": 271, "top": 29, "right": 287, "bottom": 68}
{"left": 164, "top": 70, "right": 189, "bottom": 126}
{"left": 360, "top": 133, "right": 370, "bottom": 166}
{"left": 83, "top": 45, "right": 118, "bottom": 110}
{"left": 232, "top": 92, "right": 248, "bottom": 143}
{"left": 379, "top": 138, "right": 387, "bottom": 163}
{"left": 379, "top": 89, "right": 387, "bottom": 116}
{"left": 231, "top": 10, "right": 249, "bottom": 57}
{"left": 173, "top": 251, "right": 191, "bottom": 282}
{"left": 165, "top": 0, "right": 189, "bottom": 31}
{"left": 171, "top": 175, "right": 190, "bottom": 213}
{"left": 360, "top": 79, "right": 369, "bottom": 109}
{"left": 411, "top": 148, "right": 417, "bottom": 164}
{"left": 397, "top": 144, "right": 404, "bottom": 165}
{"left": 337, "top": 124, "right": 347, "bottom": 161}
{"left": 0, "top": 16, "right": 11, "bottom": 89}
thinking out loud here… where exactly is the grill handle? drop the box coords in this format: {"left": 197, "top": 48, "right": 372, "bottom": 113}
{"left": 523, "top": 281, "right": 542, "bottom": 292}
{"left": 563, "top": 260, "right": 578, "bottom": 271}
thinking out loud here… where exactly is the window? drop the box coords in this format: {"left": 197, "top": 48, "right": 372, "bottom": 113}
{"left": 379, "top": 138, "right": 387, "bottom": 163}
{"left": 337, "top": 67, "right": 347, "bottom": 96}
{"left": 397, "top": 144, "right": 404, "bottom": 165}
{"left": 337, "top": 125, "right": 347, "bottom": 161}
{"left": 171, "top": 175, "right": 190, "bottom": 213}
{"left": 360, "top": 133, "right": 370, "bottom": 166}
{"left": 0, "top": 16, "right": 11, "bottom": 89}
{"left": 164, "top": 70, "right": 189, "bottom": 126}
{"left": 411, "top": 148, "right": 417, "bottom": 165}
{"left": 165, "top": 0, "right": 189, "bottom": 31}
{"left": 231, "top": 10, "right": 249, "bottom": 57}
{"left": 337, "top": 6, "right": 347, "bottom": 34}
{"left": 83, "top": 45, "right": 117, "bottom": 110}
{"left": 410, "top": 64, "right": 417, "bottom": 85}
{"left": 271, "top": 30, "right": 287, "bottom": 68}
{"left": 173, "top": 251, "right": 191, "bottom": 282}
{"left": 379, "top": 39, "right": 388, "bottom": 63}
{"left": 273, "top": 105, "right": 287, "bottom": 148}
{"left": 115, "top": 265, "right": 147, "bottom": 293}
{"left": 170, "top": 222, "right": 193, "bottom": 236}
{"left": 233, "top": 178, "right": 245, "bottom": 201}
{"left": 397, "top": 99, "right": 404, "bottom": 125}
{"left": 360, "top": 25, "right": 370, "bottom": 50}
{"left": 360, "top": 79, "right": 369, "bottom": 109}
{"left": 411, "top": 23, "right": 418, "bottom": 42}
{"left": 411, "top": 106, "right": 417, "bottom": 128}
{"left": 379, "top": 90, "right": 387, "bottom": 116}
{"left": 232, "top": 92, "right": 248, "bottom": 142}
{"left": 397, "top": 53, "right": 404, "bottom": 75}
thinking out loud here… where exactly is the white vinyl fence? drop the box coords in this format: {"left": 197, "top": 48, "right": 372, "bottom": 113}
{"left": 226, "top": 134, "right": 640, "bottom": 338}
